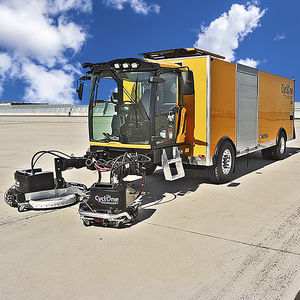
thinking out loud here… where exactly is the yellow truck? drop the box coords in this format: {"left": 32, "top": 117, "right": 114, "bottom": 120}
{"left": 5, "top": 47, "right": 295, "bottom": 225}
{"left": 79, "top": 48, "right": 295, "bottom": 184}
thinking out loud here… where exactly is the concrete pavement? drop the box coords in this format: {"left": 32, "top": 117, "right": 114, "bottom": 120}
{"left": 0, "top": 116, "right": 299, "bottom": 299}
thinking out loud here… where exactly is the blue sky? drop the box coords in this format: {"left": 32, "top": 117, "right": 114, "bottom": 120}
{"left": 0, "top": 0, "right": 299, "bottom": 105}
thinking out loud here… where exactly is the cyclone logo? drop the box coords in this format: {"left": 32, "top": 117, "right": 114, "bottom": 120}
{"left": 281, "top": 83, "right": 294, "bottom": 99}
{"left": 95, "top": 194, "right": 119, "bottom": 205}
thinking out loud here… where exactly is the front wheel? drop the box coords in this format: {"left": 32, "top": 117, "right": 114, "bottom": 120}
{"left": 208, "top": 141, "right": 235, "bottom": 184}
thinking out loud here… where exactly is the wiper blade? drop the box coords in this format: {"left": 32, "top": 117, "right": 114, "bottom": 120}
{"left": 103, "top": 132, "right": 111, "bottom": 142}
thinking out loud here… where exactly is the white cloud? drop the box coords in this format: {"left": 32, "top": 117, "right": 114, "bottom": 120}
{"left": 274, "top": 33, "right": 286, "bottom": 41}
{"left": 22, "top": 62, "right": 78, "bottom": 104}
{"left": 0, "top": 53, "right": 13, "bottom": 77}
{"left": 46, "top": 0, "right": 92, "bottom": 14}
{"left": 237, "top": 58, "right": 259, "bottom": 68}
{"left": 0, "top": 1, "right": 88, "bottom": 64}
{"left": 0, "top": 0, "right": 91, "bottom": 103}
{"left": 0, "top": 53, "right": 15, "bottom": 97}
{"left": 104, "top": 0, "right": 160, "bottom": 15}
{"left": 194, "top": 3, "right": 265, "bottom": 62}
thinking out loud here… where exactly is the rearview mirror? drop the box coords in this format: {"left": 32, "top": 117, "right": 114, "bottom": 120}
{"left": 181, "top": 70, "right": 194, "bottom": 95}
{"left": 111, "top": 92, "right": 119, "bottom": 104}
{"left": 76, "top": 82, "right": 84, "bottom": 100}
{"left": 149, "top": 76, "right": 166, "bottom": 83}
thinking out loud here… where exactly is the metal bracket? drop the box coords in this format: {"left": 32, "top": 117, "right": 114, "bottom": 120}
{"left": 161, "top": 147, "right": 185, "bottom": 181}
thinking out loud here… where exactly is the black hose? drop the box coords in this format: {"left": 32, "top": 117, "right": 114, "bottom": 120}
{"left": 30, "top": 150, "right": 73, "bottom": 173}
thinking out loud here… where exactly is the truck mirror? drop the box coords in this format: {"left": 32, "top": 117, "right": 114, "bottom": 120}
{"left": 111, "top": 92, "right": 119, "bottom": 104}
{"left": 77, "top": 82, "right": 84, "bottom": 100}
{"left": 181, "top": 70, "right": 194, "bottom": 95}
{"left": 149, "top": 76, "right": 166, "bottom": 83}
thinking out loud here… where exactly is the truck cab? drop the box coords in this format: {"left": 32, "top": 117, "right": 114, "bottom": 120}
{"left": 78, "top": 50, "right": 198, "bottom": 179}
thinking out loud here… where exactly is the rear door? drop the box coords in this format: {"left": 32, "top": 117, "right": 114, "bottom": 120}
{"left": 236, "top": 64, "right": 259, "bottom": 154}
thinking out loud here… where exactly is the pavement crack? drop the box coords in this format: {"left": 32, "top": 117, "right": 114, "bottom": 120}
{"left": 0, "top": 210, "right": 56, "bottom": 227}
{"left": 145, "top": 222, "right": 300, "bottom": 257}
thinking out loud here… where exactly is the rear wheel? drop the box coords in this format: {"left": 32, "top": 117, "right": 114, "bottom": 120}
{"left": 209, "top": 141, "right": 235, "bottom": 184}
{"left": 270, "top": 132, "right": 286, "bottom": 160}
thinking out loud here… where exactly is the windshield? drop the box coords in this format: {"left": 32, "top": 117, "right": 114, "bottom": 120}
{"left": 89, "top": 71, "right": 153, "bottom": 145}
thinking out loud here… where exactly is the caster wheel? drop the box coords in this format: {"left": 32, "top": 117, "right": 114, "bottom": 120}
{"left": 113, "top": 222, "right": 122, "bottom": 228}
{"left": 82, "top": 219, "right": 92, "bottom": 227}
{"left": 18, "top": 205, "right": 26, "bottom": 212}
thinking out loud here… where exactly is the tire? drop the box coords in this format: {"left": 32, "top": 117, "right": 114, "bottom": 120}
{"left": 145, "top": 163, "right": 157, "bottom": 176}
{"left": 82, "top": 219, "right": 92, "bottom": 227}
{"left": 261, "top": 148, "right": 272, "bottom": 160}
{"left": 270, "top": 131, "right": 286, "bottom": 160}
{"left": 18, "top": 204, "right": 26, "bottom": 212}
{"left": 208, "top": 141, "right": 235, "bottom": 184}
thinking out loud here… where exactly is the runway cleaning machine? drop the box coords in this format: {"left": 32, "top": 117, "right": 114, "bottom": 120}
{"left": 4, "top": 48, "right": 295, "bottom": 227}
{"left": 5, "top": 149, "right": 150, "bottom": 227}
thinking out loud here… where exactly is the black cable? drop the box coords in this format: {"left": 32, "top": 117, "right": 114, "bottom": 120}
{"left": 136, "top": 154, "right": 151, "bottom": 163}
{"left": 31, "top": 150, "right": 71, "bottom": 168}
{"left": 31, "top": 151, "right": 56, "bottom": 172}
{"left": 94, "top": 152, "right": 151, "bottom": 184}
{"left": 46, "top": 150, "right": 72, "bottom": 158}
{"left": 31, "top": 152, "right": 60, "bottom": 170}
{"left": 111, "top": 153, "right": 126, "bottom": 171}
{"left": 30, "top": 150, "right": 73, "bottom": 173}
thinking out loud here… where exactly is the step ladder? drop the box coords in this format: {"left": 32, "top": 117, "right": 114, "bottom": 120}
{"left": 161, "top": 147, "right": 185, "bottom": 181}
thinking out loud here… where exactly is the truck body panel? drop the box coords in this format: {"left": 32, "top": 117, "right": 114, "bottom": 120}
{"left": 154, "top": 54, "right": 295, "bottom": 165}
{"left": 210, "top": 58, "right": 236, "bottom": 157}
{"left": 258, "top": 71, "right": 294, "bottom": 146}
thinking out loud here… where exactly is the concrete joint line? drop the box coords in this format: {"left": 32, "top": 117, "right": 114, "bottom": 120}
{"left": 145, "top": 222, "right": 300, "bottom": 257}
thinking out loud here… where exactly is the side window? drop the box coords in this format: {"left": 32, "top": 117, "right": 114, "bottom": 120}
{"left": 96, "top": 78, "right": 117, "bottom": 102}
{"left": 156, "top": 73, "right": 178, "bottom": 114}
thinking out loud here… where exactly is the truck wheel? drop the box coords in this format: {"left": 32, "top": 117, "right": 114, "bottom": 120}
{"left": 270, "top": 132, "right": 286, "bottom": 160}
{"left": 209, "top": 141, "right": 235, "bottom": 184}
{"left": 145, "top": 163, "right": 157, "bottom": 175}
{"left": 261, "top": 148, "right": 271, "bottom": 160}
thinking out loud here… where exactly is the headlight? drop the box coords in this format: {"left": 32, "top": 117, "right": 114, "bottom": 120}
{"left": 131, "top": 62, "right": 139, "bottom": 69}
{"left": 122, "top": 63, "right": 129, "bottom": 69}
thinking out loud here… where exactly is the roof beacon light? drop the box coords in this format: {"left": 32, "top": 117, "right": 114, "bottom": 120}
{"left": 131, "top": 62, "right": 139, "bottom": 69}
{"left": 114, "top": 63, "right": 121, "bottom": 69}
{"left": 122, "top": 63, "right": 130, "bottom": 69}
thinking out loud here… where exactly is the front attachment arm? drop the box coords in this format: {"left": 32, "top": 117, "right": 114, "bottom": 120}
{"left": 54, "top": 157, "right": 87, "bottom": 188}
